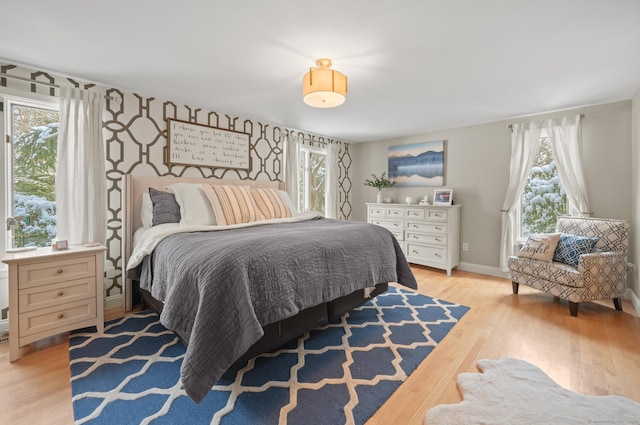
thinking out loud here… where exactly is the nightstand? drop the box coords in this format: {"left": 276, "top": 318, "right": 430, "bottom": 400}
{"left": 2, "top": 244, "right": 106, "bottom": 361}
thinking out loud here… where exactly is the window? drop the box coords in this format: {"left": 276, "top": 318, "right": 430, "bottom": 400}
{"left": 298, "top": 146, "right": 327, "bottom": 215}
{"left": 519, "top": 131, "right": 567, "bottom": 238}
{"left": 3, "top": 97, "right": 59, "bottom": 249}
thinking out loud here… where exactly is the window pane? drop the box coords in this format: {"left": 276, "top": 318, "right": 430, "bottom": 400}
{"left": 10, "top": 104, "right": 59, "bottom": 248}
{"left": 308, "top": 152, "right": 326, "bottom": 214}
{"left": 521, "top": 137, "right": 567, "bottom": 237}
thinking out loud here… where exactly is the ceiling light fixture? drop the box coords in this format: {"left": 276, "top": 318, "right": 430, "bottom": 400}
{"left": 302, "top": 58, "right": 347, "bottom": 108}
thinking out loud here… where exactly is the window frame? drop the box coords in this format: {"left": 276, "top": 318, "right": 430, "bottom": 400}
{"left": 515, "top": 129, "right": 570, "bottom": 242}
{"left": 1, "top": 93, "right": 59, "bottom": 253}
{"left": 299, "top": 145, "right": 328, "bottom": 216}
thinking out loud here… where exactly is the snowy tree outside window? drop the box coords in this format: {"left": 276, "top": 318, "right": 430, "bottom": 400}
{"left": 521, "top": 136, "right": 567, "bottom": 237}
{"left": 10, "top": 104, "right": 59, "bottom": 248}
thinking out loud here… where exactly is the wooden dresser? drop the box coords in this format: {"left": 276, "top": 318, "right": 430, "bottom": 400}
{"left": 367, "top": 203, "right": 461, "bottom": 276}
{"left": 2, "top": 244, "right": 106, "bottom": 361}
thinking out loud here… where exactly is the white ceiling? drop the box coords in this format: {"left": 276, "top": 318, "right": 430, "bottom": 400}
{"left": 1, "top": 1, "right": 639, "bottom": 143}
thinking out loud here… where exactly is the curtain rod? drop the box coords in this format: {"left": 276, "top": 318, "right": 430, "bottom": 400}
{"left": 0, "top": 72, "right": 119, "bottom": 102}
{"left": 507, "top": 114, "right": 585, "bottom": 130}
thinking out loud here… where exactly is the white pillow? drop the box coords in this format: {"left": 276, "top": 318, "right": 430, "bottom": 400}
{"left": 279, "top": 190, "right": 299, "bottom": 216}
{"left": 141, "top": 193, "right": 154, "bottom": 228}
{"left": 167, "top": 183, "right": 217, "bottom": 226}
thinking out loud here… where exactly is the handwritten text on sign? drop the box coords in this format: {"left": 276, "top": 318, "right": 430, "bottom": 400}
{"left": 167, "top": 119, "right": 251, "bottom": 170}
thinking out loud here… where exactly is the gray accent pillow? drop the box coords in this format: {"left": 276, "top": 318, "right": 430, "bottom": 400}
{"left": 149, "top": 187, "right": 181, "bottom": 226}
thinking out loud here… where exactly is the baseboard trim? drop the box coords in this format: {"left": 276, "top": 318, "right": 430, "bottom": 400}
{"left": 105, "top": 294, "right": 122, "bottom": 311}
{"left": 626, "top": 288, "right": 640, "bottom": 315}
{"left": 458, "top": 262, "right": 510, "bottom": 280}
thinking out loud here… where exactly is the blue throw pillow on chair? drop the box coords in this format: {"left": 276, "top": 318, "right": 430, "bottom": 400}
{"left": 553, "top": 234, "right": 599, "bottom": 267}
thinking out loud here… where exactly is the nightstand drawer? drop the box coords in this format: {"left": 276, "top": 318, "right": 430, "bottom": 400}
{"left": 18, "top": 255, "right": 95, "bottom": 289}
{"left": 405, "top": 221, "right": 448, "bottom": 233}
{"left": 19, "top": 298, "right": 96, "bottom": 338}
{"left": 19, "top": 277, "right": 97, "bottom": 312}
{"left": 406, "top": 232, "right": 447, "bottom": 245}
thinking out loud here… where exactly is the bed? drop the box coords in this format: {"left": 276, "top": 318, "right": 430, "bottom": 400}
{"left": 121, "top": 174, "right": 417, "bottom": 403}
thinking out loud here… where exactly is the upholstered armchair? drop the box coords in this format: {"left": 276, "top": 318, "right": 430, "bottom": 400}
{"left": 508, "top": 217, "right": 630, "bottom": 317}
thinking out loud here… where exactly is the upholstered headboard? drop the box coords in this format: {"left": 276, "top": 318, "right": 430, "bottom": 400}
{"left": 121, "top": 174, "right": 284, "bottom": 310}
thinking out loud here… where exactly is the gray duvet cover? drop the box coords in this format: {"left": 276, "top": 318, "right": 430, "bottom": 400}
{"left": 139, "top": 217, "right": 417, "bottom": 403}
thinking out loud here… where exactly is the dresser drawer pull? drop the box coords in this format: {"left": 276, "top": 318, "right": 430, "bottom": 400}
{"left": 411, "top": 235, "right": 418, "bottom": 239}
{"left": 435, "top": 227, "right": 442, "bottom": 231}
{"left": 435, "top": 253, "right": 441, "bottom": 258}
{"left": 394, "top": 223, "right": 400, "bottom": 227}
{"left": 57, "top": 269, "right": 63, "bottom": 274}
{"left": 412, "top": 250, "right": 419, "bottom": 255}
{"left": 435, "top": 238, "right": 441, "bottom": 242}
{"left": 57, "top": 291, "right": 64, "bottom": 296}
{"left": 57, "top": 313, "right": 64, "bottom": 319}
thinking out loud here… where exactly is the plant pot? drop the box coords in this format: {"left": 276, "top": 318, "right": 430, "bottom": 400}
{"left": 376, "top": 191, "right": 383, "bottom": 203}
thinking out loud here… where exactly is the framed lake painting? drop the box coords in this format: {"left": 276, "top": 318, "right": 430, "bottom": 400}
{"left": 388, "top": 140, "right": 445, "bottom": 187}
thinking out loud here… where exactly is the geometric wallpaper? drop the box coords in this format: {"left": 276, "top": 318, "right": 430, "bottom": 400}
{"left": 0, "top": 63, "right": 353, "bottom": 299}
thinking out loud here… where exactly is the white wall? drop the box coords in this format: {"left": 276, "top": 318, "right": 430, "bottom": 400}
{"left": 351, "top": 101, "right": 633, "bottom": 277}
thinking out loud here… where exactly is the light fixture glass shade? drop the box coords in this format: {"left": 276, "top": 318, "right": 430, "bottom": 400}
{"left": 302, "top": 58, "right": 347, "bottom": 108}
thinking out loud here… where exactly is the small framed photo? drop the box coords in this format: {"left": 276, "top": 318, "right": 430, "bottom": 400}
{"left": 433, "top": 189, "right": 453, "bottom": 205}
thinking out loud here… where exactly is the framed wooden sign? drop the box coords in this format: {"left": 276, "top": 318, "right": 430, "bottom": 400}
{"left": 166, "top": 119, "right": 251, "bottom": 170}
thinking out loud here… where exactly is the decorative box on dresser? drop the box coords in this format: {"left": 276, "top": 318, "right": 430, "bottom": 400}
{"left": 367, "top": 203, "right": 461, "bottom": 276}
{"left": 2, "top": 244, "right": 106, "bottom": 362}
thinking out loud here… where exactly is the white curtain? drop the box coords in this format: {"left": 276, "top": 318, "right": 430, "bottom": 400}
{"left": 499, "top": 122, "right": 543, "bottom": 272}
{"left": 546, "top": 115, "right": 591, "bottom": 216}
{"left": 325, "top": 142, "right": 340, "bottom": 219}
{"left": 56, "top": 87, "right": 106, "bottom": 245}
{"left": 284, "top": 133, "right": 300, "bottom": 210}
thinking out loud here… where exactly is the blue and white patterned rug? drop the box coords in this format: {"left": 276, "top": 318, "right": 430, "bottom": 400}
{"left": 69, "top": 286, "right": 469, "bottom": 425}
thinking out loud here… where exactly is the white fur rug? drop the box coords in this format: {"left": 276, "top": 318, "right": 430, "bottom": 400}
{"left": 426, "top": 357, "right": 640, "bottom": 425}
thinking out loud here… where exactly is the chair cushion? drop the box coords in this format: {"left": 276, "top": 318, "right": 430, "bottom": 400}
{"left": 518, "top": 233, "right": 561, "bottom": 262}
{"left": 508, "top": 256, "right": 583, "bottom": 288}
{"left": 552, "top": 234, "right": 599, "bottom": 267}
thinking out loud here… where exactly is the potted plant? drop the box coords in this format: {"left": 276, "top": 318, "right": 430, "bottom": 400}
{"left": 364, "top": 172, "right": 394, "bottom": 203}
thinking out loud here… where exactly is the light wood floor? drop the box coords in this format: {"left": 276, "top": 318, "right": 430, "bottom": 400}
{"left": 1, "top": 266, "right": 639, "bottom": 425}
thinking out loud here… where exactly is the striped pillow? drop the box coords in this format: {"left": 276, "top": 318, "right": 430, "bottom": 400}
{"left": 251, "top": 188, "right": 293, "bottom": 220}
{"left": 202, "top": 184, "right": 264, "bottom": 225}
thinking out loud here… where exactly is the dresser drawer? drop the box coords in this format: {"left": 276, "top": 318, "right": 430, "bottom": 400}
{"left": 369, "top": 218, "right": 403, "bottom": 231}
{"left": 19, "top": 277, "right": 96, "bottom": 313}
{"left": 389, "top": 230, "right": 404, "bottom": 241}
{"left": 386, "top": 208, "right": 404, "bottom": 218}
{"left": 368, "top": 206, "right": 386, "bottom": 217}
{"left": 406, "top": 243, "right": 446, "bottom": 265}
{"left": 405, "top": 221, "right": 448, "bottom": 234}
{"left": 19, "top": 298, "right": 96, "bottom": 338}
{"left": 426, "top": 210, "right": 448, "bottom": 220}
{"left": 405, "top": 208, "right": 425, "bottom": 219}
{"left": 18, "top": 255, "right": 95, "bottom": 289}
{"left": 406, "top": 232, "right": 447, "bottom": 245}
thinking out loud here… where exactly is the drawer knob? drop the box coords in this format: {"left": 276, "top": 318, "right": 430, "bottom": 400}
{"left": 435, "top": 253, "right": 441, "bottom": 258}
{"left": 435, "top": 227, "right": 442, "bottom": 231}
{"left": 57, "top": 291, "right": 64, "bottom": 296}
{"left": 57, "top": 313, "right": 64, "bottom": 319}
{"left": 435, "top": 238, "right": 441, "bottom": 242}
{"left": 412, "top": 250, "right": 419, "bottom": 254}
{"left": 57, "top": 269, "right": 63, "bottom": 274}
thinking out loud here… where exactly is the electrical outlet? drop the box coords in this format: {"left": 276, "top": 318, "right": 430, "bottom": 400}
{"left": 462, "top": 242, "right": 469, "bottom": 251}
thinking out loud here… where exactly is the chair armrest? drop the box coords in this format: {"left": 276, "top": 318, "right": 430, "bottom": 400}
{"left": 578, "top": 252, "right": 628, "bottom": 291}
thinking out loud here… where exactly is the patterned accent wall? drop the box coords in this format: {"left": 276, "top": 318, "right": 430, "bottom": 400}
{"left": 0, "top": 64, "right": 353, "bottom": 298}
